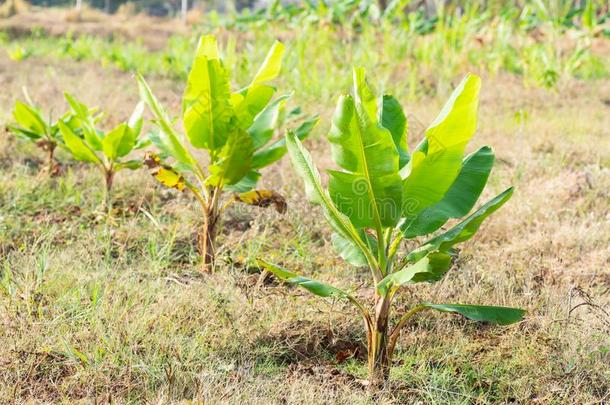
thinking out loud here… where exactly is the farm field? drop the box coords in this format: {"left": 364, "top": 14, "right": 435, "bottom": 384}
{"left": 1, "top": 2, "right": 610, "bottom": 403}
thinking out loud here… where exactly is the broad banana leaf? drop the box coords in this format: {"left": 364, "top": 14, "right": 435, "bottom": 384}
{"left": 233, "top": 41, "right": 285, "bottom": 129}
{"left": 402, "top": 74, "right": 481, "bottom": 217}
{"left": 257, "top": 260, "right": 369, "bottom": 321}
{"left": 251, "top": 115, "right": 318, "bottom": 169}
{"left": 182, "top": 37, "right": 234, "bottom": 151}
{"left": 207, "top": 129, "right": 253, "bottom": 187}
{"left": 331, "top": 230, "right": 378, "bottom": 267}
{"left": 380, "top": 95, "right": 409, "bottom": 168}
{"left": 377, "top": 252, "right": 452, "bottom": 296}
{"left": 248, "top": 94, "right": 291, "bottom": 149}
{"left": 225, "top": 171, "right": 262, "bottom": 193}
{"left": 232, "top": 85, "right": 276, "bottom": 130}
{"left": 327, "top": 68, "right": 403, "bottom": 229}
{"left": 58, "top": 121, "right": 100, "bottom": 163}
{"left": 102, "top": 123, "right": 136, "bottom": 160}
{"left": 13, "top": 101, "right": 46, "bottom": 135}
{"left": 127, "top": 101, "right": 145, "bottom": 137}
{"left": 286, "top": 131, "right": 371, "bottom": 267}
{"left": 6, "top": 124, "right": 42, "bottom": 141}
{"left": 137, "top": 74, "right": 198, "bottom": 173}
{"left": 64, "top": 93, "right": 101, "bottom": 151}
{"left": 402, "top": 146, "right": 495, "bottom": 237}
{"left": 421, "top": 303, "right": 525, "bottom": 325}
{"left": 407, "top": 187, "right": 514, "bottom": 263}
{"left": 251, "top": 41, "right": 285, "bottom": 86}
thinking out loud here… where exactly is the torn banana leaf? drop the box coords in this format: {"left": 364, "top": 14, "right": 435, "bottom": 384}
{"left": 144, "top": 153, "right": 187, "bottom": 191}
{"left": 234, "top": 189, "right": 287, "bottom": 214}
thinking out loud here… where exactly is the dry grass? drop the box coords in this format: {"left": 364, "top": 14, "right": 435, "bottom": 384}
{"left": 0, "top": 8, "right": 190, "bottom": 50}
{"left": 0, "top": 0, "right": 29, "bottom": 18}
{"left": 0, "top": 49, "right": 608, "bottom": 403}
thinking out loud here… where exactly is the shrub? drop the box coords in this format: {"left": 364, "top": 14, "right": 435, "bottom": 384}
{"left": 260, "top": 68, "right": 524, "bottom": 387}
{"left": 58, "top": 93, "right": 146, "bottom": 210}
{"left": 137, "top": 35, "right": 317, "bottom": 270}
{"left": 6, "top": 90, "right": 76, "bottom": 175}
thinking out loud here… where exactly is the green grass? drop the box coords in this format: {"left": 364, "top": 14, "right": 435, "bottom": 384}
{"left": 3, "top": 2, "right": 609, "bottom": 98}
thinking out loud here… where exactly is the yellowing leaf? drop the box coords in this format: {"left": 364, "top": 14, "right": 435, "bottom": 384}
{"left": 234, "top": 190, "right": 287, "bottom": 214}
{"left": 144, "top": 152, "right": 187, "bottom": 191}
{"left": 143, "top": 152, "right": 162, "bottom": 168}
{"left": 151, "top": 167, "right": 186, "bottom": 191}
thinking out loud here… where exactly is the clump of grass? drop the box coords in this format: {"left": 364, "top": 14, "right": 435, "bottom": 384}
{"left": 0, "top": 0, "right": 29, "bottom": 18}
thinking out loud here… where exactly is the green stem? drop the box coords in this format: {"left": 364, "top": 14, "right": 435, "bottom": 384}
{"left": 387, "top": 304, "right": 427, "bottom": 358}
{"left": 199, "top": 185, "right": 223, "bottom": 272}
{"left": 218, "top": 196, "right": 236, "bottom": 215}
{"left": 47, "top": 143, "right": 56, "bottom": 174}
{"left": 368, "top": 295, "right": 391, "bottom": 388}
{"left": 384, "top": 228, "right": 393, "bottom": 249}
{"left": 104, "top": 165, "right": 115, "bottom": 215}
{"left": 190, "top": 186, "right": 208, "bottom": 210}
{"left": 376, "top": 225, "right": 387, "bottom": 278}
{"left": 387, "top": 233, "right": 403, "bottom": 267}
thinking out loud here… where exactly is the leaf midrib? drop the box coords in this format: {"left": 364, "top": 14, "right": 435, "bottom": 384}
{"left": 293, "top": 135, "right": 370, "bottom": 260}
{"left": 354, "top": 112, "right": 384, "bottom": 235}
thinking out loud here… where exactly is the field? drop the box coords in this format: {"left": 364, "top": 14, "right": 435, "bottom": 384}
{"left": 1, "top": 3, "right": 609, "bottom": 403}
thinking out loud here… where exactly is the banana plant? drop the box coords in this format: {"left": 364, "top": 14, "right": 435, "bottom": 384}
{"left": 6, "top": 89, "right": 77, "bottom": 175}
{"left": 260, "top": 69, "right": 525, "bottom": 387}
{"left": 137, "top": 35, "right": 318, "bottom": 271}
{"left": 57, "top": 93, "right": 146, "bottom": 211}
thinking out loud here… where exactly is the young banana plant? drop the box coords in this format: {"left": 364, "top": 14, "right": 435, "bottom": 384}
{"left": 57, "top": 93, "right": 146, "bottom": 211}
{"left": 6, "top": 89, "right": 77, "bottom": 175}
{"left": 137, "top": 35, "right": 318, "bottom": 271}
{"left": 260, "top": 69, "right": 525, "bottom": 387}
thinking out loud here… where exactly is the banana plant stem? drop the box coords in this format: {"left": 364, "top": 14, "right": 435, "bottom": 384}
{"left": 387, "top": 304, "right": 427, "bottom": 358}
